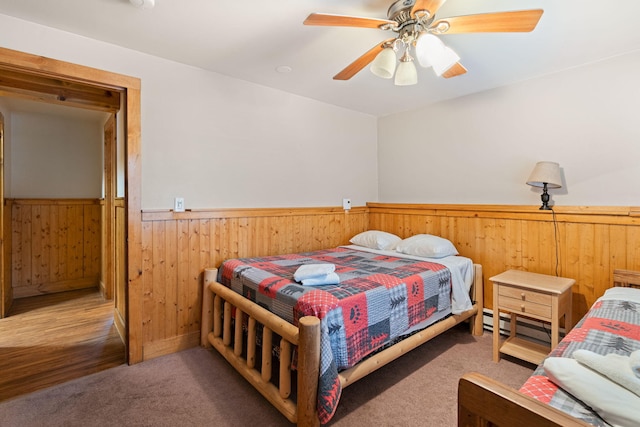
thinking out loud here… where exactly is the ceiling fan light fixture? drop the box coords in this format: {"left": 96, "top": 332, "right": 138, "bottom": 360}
{"left": 370, "top": 47, "right": 397, "bottom": 79}
{"left": 415, "top": 33, "right": 445, "bottom": 68}
{"left": 432, "top": 46, "right": 460, "bottom": 76}
{"left": 394, "top": 52, "right": 417, "bottom": 86}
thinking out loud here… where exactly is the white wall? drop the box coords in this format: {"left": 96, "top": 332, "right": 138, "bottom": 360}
{"left": 4, "top": 13, "right": 636, "bottom": 210}
{"left": 0, "top": 14, "right": 378, "bottom": 210}
{"left": 9, "top": 111, "right": 103, "bottom": 198}
{"left": 378, "top": 51, "right": 640, "bottom": 207}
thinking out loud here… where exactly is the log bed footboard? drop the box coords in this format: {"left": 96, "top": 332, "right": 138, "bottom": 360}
{"left": 202, "top": 264, "right": 484, "bottom": 426}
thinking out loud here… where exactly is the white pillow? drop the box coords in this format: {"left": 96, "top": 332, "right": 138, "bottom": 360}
{"left": 395, "top": 234, "right": 458, "bottom": 259}
{"left": 544, "top": 357, "right": 640, "bottom": 427}
{"left": 349, "top": 230, "right": 401, "bottom": 250}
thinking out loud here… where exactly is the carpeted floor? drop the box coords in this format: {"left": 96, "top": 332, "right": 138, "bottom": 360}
{"left": 0, "top": 324, "right": 534, "bottom": 426}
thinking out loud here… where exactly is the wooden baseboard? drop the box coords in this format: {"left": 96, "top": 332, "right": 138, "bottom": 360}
{"left": 114, "top": 307, "right": 126, "bottom": 347}
{"left": 142, "top": 331, "right": 200, "bottom": 361}
{"left": 13, "top": 278, "right": 99, "bottom": 299}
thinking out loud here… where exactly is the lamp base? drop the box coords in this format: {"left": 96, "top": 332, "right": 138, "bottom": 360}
{"left": 539, "top": 183, "right": 552, "bottom": 210}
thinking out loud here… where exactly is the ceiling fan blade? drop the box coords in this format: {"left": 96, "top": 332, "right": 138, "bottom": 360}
{"left": 433, "top": 9, "right": 544, "bottom": 34}
{"left": 304, "top": 13, "right": 396, "bottom": 29}
{"left": 333, "top": 39, "right": 396, "bottom": 81}
{"left": 441, "top": 62, "right": 467, "bottom": 79}
{"left": 411, "top": 0, "right": 447, "bottom": 18}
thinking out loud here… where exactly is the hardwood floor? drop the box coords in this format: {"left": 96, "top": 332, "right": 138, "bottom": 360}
{"left": 0, "top": 288, "right": 125, "bottom": 401}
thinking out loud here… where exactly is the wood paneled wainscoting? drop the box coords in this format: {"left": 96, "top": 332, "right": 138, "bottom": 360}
{"left": 368, "top": 203, "right": 640, "bottom": 323}
{"left": 136, "top": 203, "right": 640, "bottom": 361}
{"left": 9, "top": 199, "right": 101, "bottom": 298}
{"left": 139, "top": 206, "right": 368, "bottom": 360}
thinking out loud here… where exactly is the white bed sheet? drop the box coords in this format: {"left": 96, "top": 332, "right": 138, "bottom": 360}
{"left": 598, "top": 286, "right": 640, "bottom": 304}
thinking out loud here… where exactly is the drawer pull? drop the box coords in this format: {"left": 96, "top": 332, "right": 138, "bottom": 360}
{"left": 521, "top": 292, "right": 526, "bottom": 300}
{"left": 521, "top": 304, "right": 525, "bottom": 312}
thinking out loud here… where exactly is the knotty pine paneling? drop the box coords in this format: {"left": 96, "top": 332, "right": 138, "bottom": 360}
{"left": 10, "top": 199, "right": 101, "bottom": 298}
{"left": 139, "top": 207, "right": 367, "bottom": 360}
{"left": 137, "top": 203, "right": 640, "bottom": 360}
{"left": 368, "top": 203, "right": 640, "bottom": 323}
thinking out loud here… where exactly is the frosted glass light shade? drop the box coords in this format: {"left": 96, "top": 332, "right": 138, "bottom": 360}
{"left": 370, "top": 48, "right": 396, "bottom": 79}
{"left": 415, "top": 33, "right": 445, "bottom": 68}
{"left": 431, "top": 46, "right": 460, "bottom": 76}
{"left": 394, "top": 60, "right": 417, "bottom": 86}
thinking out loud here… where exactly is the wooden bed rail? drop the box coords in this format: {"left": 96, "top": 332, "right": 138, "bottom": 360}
{"left": 340, "top": 306, "right": 479, "bottom": 388}
{"left": 458, "top": 373, "right": 591, "bottom": 427}
{"left": 201, "top": 268, "right": 320, "bottom": 427}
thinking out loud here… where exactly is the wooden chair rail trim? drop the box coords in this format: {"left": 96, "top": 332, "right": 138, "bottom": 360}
{"left": 367, "top": 203, "right": 640, "bottom": 225}
{"left": 368, "top": 202, "right": 639, "bottom": 216}
{"left": 142, "top": 206, "right": 367, "bottom": 221}
{"left": 9, "top": 198, "right": 101, "bottom": 205}
{"left": 142, "top": 203, "right": 639, "bottom": 224}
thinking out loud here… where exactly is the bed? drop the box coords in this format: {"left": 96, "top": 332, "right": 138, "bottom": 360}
{"left": 200, "top": 231, "right": 484, "bottom": 426}
{"left": 458, "top": 269, "right": 640, "bottom": 427}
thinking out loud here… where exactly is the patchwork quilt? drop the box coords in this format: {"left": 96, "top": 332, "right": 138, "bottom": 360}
{"left": 218, "top": 247, "right": 456, "bottom": 424}
{"left": 519, "top": 291, "right": 640, "bottom": 426}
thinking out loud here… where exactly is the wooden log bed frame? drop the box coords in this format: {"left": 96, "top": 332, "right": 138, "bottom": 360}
{"left": 201, "top": 264, "right": 484, "bottom": 427}
{"left": 457, "top": 269, "right": 640, "bottom": 427}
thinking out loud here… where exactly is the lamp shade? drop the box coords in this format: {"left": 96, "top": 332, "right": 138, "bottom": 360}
{"left": 370, "top": 48, "right": 396, "bottom": 79}
{"left": 526, "top": 161, "right": 562, "bottom": 188}
{"left": 394, "top": 60, "right": 417, "bottom": 86}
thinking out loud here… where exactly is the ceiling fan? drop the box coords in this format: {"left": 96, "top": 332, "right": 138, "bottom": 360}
{"left": 303, "top": 0, "right": 544, "bottom": 85}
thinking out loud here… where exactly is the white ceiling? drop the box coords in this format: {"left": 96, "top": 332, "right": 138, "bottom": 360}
{"left": 1, "top": 0, "right": 640, "bottom": 117}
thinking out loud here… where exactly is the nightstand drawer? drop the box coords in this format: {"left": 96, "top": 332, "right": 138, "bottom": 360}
{"left": 498, "top": 295, "right": 552, "bottom": 319}
{"left": 498, "top": 286, "right": 552, "bottom": 306}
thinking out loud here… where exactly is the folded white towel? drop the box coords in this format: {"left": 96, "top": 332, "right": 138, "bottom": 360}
{"left": 301, "top": 273, "right": 340, "bottom": 286}
{"left": 573, "top": 349, "right": 640, "bottom": 398}
{"left": 544, "top": 357, "right": 640, "bottom": 427}
{"left": 294, "top": 264, "right": 336, "bottom": 282}
{"left": 631, "top": 350, "right": 640, "bottom": 379}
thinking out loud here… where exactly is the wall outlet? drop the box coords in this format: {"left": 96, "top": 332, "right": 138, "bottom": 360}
{"left": 174, "top": 197, "right": 185, "bottom": 212}
{"left": 342, "top": 198, "right": 351, "bottom": 210}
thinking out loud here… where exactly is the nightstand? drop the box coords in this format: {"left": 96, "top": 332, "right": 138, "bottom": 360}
{"left": 491, "top": 270, "right": 575, "bottom": 365}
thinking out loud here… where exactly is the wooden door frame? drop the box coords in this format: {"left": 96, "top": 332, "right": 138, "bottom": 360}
{"left": 0, "top": 46, "right": 144, "bottom": 364}
{"left": 103, "top": 115, "right": 116, "bottom": 301}
{"left": 0, "top": 112, "right": 9, "bottom": 317}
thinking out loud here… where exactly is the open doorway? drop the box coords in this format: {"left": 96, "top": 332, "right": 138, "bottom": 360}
{"left": 0, "top": 93, "right": 125, "bottom": 400}
{"left": 0, "top": 47, "right": 144, "bottom": 367}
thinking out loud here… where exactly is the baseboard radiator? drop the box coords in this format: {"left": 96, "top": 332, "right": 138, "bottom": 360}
{"left": 481, "top": 309, "right": 566, "bottom": 348}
